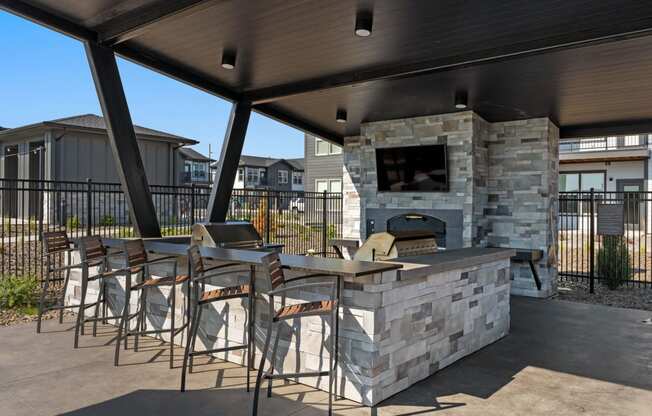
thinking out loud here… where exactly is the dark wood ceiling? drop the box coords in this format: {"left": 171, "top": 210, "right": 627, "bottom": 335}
{"left": 7, "top": 0, "right": 652, "bottom": 142}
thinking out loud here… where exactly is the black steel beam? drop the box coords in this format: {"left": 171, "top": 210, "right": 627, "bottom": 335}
{"left": 253, "top": 104, "right": 343, "bottom": 145}
{"left": 0, "top": 0, "right": 96, "bottom": 41}
{"left": 560, "top": 120, "right": 652, "bottom": 139}
{"left": 245, "top": 27, "right": 652, "bottom": 105}
{"left": 206, "top": 101, "right": 251, "bottom": 223}
{"left": 97, "top": 0, "right": 218, "bottom": 46}
{"left": 85, "top": 42, "right": 161, "bottom": 237}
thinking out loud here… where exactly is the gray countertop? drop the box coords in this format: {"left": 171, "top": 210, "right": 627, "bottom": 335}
{"left": 100, "top": 238, "right": 403, "bottom": 278}
{"left": 386, "top": 247, "right": 516, "bottom": 280}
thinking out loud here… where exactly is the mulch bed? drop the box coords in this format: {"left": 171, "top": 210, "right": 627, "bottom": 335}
{"left": 556, "top": 279, "right": 652, "bottom": 312}
{"left": 0, "top": 308, "right": 73, "bottom": 327}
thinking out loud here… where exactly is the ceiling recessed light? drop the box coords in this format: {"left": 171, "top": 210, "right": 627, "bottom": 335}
{"left": 221, "top": 50, "right": 236, "bottom": 70}
{"left": 336, "top": 109, "right": 347, "bottom": 123}
{"left": 455, "top": 91, "right": 468, "bottom": 109}
{"left": 355, "top": 11, "right": 373, "bottom": 37}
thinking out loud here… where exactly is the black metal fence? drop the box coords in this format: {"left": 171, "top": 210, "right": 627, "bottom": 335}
{"left": 558, "top": 190, "right": 652, "bottom": 288}
{"left": 0, "top": 178, "right": 342, "bottom": 280}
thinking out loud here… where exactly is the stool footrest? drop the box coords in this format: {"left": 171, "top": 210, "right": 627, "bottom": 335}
{"left": 265, "top": 370, "right": 330, "bottom": 380}
{"left": 190, "top": 344, "right": 247, "bottom": 356}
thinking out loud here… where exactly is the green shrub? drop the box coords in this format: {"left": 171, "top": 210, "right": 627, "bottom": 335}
{"left": 0, "top": 275, "right": 38, "bottom": 309}
{"left": 99, "top": 215, "right": 115, "bottom": 226}
{"left": 597, "top": 235, "right": 632, "bottom": 290}
{"left": 66, "top": 216, "right": 81, "bottom": 229}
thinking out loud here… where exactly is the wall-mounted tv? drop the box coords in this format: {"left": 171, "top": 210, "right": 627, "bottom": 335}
{"left": 376, "top": 144, "right": 448, "bottom": 192}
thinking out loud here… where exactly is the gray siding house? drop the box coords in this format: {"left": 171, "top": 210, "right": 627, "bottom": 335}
{"left": 304, "top": 134, "right": 343, "bottom": 193}
{"left": 0, "top": 114, "right": 200, "bottom": 185}
{"left": 214, "top": 155, "right": 304, "bottom": 192}
{"left": 0, "top": 114, "right": 207, "bottom": 222}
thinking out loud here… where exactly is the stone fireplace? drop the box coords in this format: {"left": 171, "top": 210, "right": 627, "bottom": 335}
{"left": 342, "top": 111, "right": 559, "bottom": 298}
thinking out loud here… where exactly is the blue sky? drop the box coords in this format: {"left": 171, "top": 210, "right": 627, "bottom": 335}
{"left": 0, "top": 11, "right": 304, "bottom": 159}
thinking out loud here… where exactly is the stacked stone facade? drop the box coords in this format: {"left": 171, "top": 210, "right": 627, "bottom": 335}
{"left": 343, "top": 112, "right": 559, "bottom": 298}
{"left": 65, "top": 252, "right": 511, "bottom": 406}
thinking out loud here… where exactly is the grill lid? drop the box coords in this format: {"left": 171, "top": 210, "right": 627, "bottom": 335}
{"left": 354, "top": 229, "right": 438, "bottom": 261}
{"left": 191, "top": 222, "right": 263, "bottom": 248}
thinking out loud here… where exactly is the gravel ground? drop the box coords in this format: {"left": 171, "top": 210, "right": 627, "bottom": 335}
{"left": 557, "top": 279, "right": 652, "bottom": 312}
{"left": 0, "top": 308, "right": 74, "bottom": 327}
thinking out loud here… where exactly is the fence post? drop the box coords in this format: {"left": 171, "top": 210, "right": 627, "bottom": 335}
{"left": 322, "top": 190, "right": 328, "bottom": 256}
{"left": 589, "top": 187, "right": 595, "bottom": 294}
{"left": 86, "top": 178, "right": 92, "bottom": 237}
{"left": 37, "top": 179, "right": 44, "bottom": 240}
{"left": 190, "top": 183, "right": 196, "bottom": 226}
{"left": 265, "top": 191, "right": 271, "bottom": 243}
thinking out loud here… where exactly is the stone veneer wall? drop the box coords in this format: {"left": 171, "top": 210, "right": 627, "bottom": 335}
{"left": 343, "top": 111, "right": 484, "bottom": 247}
{"left": 343, "top": 112, "right": 559, "bottom": 298}
{"left": 485, "top": 119, "right": 559, "bottom": 297}
{"left": 65, "top": 254, "right": 510, "bottom": 406}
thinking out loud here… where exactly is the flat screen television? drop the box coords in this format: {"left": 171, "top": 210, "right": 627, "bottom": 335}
{"left": 375, "top": 144, "right": 448, "bottom": 192}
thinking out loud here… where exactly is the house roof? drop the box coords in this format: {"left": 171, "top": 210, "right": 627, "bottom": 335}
{"left": 179, "top": 146, "right": 212, "bottom": 161}
{"left": 211, "top": 155, "right": 304, "bottom": 170}
{"left": 0, "top": 114, "right": 197, "bottom": 144}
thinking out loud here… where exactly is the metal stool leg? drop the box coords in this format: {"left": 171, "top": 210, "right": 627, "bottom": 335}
{"left": 60, "top": 252, "right": 71, "bottom": 324}
{"left": 181, "top": 298, "right": 200, "bottom": 392}
{"left": 252, "top": 318, "right": 274, "bottom": 416}
{"left": 114, "top": 281, "right": 131, "bottom": 366}
{"left": 36, "top": 272, "right": 50, "bottom": 334}
{"left": 134, "top": 288, "right": 146, "bottom": 352}
{"left": 328, "top": 309, "right": 337, "bottom": 416}
{"left": 267, "top": 325, "right": 281, "bottom": 398}
{"left": 170, "top": 281, "right": 177, "bottom": 369}
{"left": 73, "top": 271, "right": 88, "bottom": 348}
{"left": 92, "top": 278, "right": 103, "bottom": 337}
{"left": 246, "top": 288, "right": 254, "bottom": 392}
{"left": 189, "top": 303, "right": 203, "bottom": 373}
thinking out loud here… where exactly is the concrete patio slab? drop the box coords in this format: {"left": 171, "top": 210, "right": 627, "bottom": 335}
{"left": 1, "top": 297, "right": 651, "bottom": 416}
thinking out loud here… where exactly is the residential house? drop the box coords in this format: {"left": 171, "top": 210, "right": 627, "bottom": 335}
{"left": 217, "top": 155, "right": 304, "bottom": 191}
{"left": 304, "top": 134, "right": 343, "bottom": 193}
{"left": 0, "top": 114, "right": 204, "bottom": 221}
{"left": 559, "top": 134, "right": 652, "bottom": 230}
{"left": 179, "top": 147, "right": 213, "bottom": 185}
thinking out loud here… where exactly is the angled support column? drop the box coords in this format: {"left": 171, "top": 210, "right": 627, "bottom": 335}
{"left": 84, "top": 42, "right": 161, "bottom": 237}
{"left": 206, "top": 101, "right": 251, "bottom": 222}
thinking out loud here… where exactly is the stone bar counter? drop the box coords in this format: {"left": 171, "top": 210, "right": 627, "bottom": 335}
{"left": 65, "top": 240, "right": 513, "bottom": 406}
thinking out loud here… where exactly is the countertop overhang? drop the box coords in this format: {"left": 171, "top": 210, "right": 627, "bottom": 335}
{"left": 386, "top": 247, "right": 516, "bottom": 280}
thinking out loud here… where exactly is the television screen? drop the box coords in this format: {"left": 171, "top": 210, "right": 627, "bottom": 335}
{"left": 375, "top": 144, "right": 448, "bottom": 192}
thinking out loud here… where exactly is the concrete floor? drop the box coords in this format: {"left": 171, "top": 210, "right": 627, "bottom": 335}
{"left": 1, "top": 297, "right": 651, "bottom": 416}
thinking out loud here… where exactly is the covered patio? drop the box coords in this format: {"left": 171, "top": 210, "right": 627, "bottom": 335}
{"left": 2, "top": 1, "right": 652, "bottom": 415}
{"left": 1, "top": 297, "right": 650, "bottom": 416}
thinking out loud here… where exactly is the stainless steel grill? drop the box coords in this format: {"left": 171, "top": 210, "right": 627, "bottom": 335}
{"left": 354, "top": 230, "right": 438, "bottom": 261}
{"left": 191, "top": 222, "right": 282, "bottom": 251}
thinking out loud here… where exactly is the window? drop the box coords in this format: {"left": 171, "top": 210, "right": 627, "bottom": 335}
{"left": 184, "top": 161, "right": 208, "bottom": 182}
{"left": 560, "top": 171, "right": 605, "bottom": 214}
{"left": 329, "top": 179, "right": 342, "bottom": 193}
{"left": 315, "top": 179, "right": 342, "bottom": 193}
{"left": 292, "top": 171, "right": 303, "bottom": 185}
{"left": 315, "top": 179, "right": 329, "bottom": 193}
{"left": 278, "top": 170, "right": 289, "bottom": 184}
{"left": 246, "top": 167, "right": 259, "bottom": 184}
{"left": 259, "top": 168, "right": 267, "bottom": 185}
{"left": 237, "top": 168, "right": 244, "bottom": 182}
{"left": 315, "top": 138, "right": 342, "bottom": 156}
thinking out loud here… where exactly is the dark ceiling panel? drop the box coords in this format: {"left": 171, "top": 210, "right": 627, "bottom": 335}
{"left": 267, "top": 35, "right": 652, "bottom": 137}
{"left": 126, "top": 0, "right": 652, "bottom": 91}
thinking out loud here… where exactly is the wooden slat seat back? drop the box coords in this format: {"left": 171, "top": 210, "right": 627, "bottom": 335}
{"left": 43, "top": 231, "right": 71, "bottom": 255}
{"left": 124, "top": 239, "right": 148, "bottom": 268}
{"left": 79, "top": 236, "right": 107, "bottom": 264}
{"left": 188, "top": 245, "right": 205, "bottom": 276}
{"left": 261, "top": 252, "right": 286, "bottom": 290}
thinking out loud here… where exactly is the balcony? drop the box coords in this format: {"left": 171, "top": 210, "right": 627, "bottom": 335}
{"left": 560, "top": 135, "right": 650, "bottom": 163}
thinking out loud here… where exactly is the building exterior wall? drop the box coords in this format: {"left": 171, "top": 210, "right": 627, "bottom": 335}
{"left": 53, "top": 130, "right": 173, "bottom": 185}
{"left": 304, "top": 134, "right": 343, "bottom": 192}
{"left": 560, "top": 160, "right": 645, "bottom": 192}
{"left": 343, "top": 112, "right": 559, "bottom": 298}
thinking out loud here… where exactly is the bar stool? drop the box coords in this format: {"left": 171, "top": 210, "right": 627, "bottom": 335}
{"left": 37, "top": 231, "right": 82, "bottom": 333}
{"left": 73, "top": 236, "right": 125, "bottom": 348}
{"left": 252, "top": 252, "right": 339, "bottom": 416}
{"left": 114, "top": 239, "right": 190, "bottom": 368}
{"left": 180, "top": 245, "right": 255, "bottom": 392}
